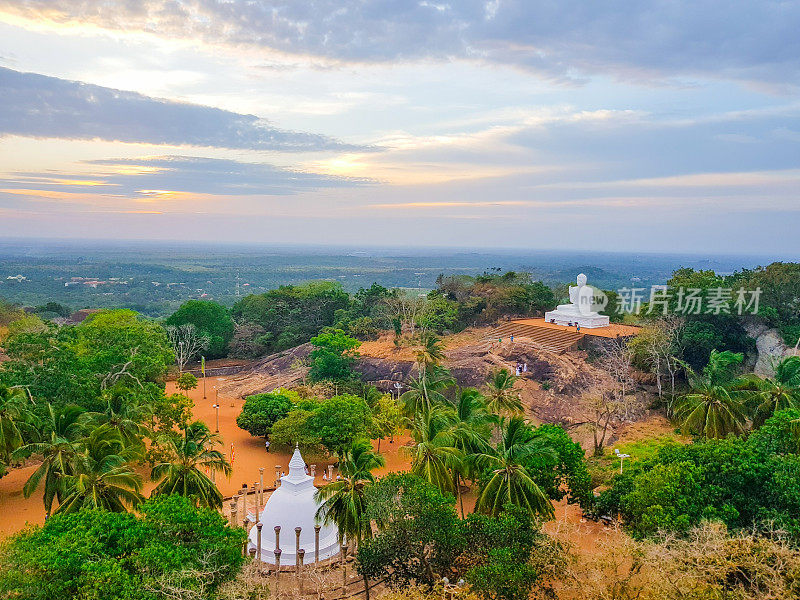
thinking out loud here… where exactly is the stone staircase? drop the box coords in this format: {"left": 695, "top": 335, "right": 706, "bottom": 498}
{"left": 486, "top": 321, "right": 584, "bottom": 354}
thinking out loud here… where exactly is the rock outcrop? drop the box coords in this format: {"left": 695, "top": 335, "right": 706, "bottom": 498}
{"left": 353, "top": 357, "right": 416, "bottom": 388}
{"left": 218, "top": 329, "right": 628, "bottom": 448}
{"left": 743, "top": 320, "right": 792, "bottom": 376}
{"left": 217, "top": 343, "right": 312, "bottom": 397}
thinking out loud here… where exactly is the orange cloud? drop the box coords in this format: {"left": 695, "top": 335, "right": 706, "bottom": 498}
{"left": 0, "top": 188, "right": 105, "bottom": 200}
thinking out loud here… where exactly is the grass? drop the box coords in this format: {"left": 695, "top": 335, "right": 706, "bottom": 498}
{"left": 587, "top": 432, "right": 686, "bottom": 487}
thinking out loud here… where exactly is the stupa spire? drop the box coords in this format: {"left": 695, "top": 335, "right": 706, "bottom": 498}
{"left": 287, "top": 444, "right": 307, "bottom": 480}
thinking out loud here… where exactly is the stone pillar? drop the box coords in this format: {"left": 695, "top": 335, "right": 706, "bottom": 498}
{"left": 314, "top": 524, "right": 321, "bottom": 563}
{"left": 240, "top": 489, "right": 247, "bottom": 524}
{"left": 297, "top": 549, "right": 305, "bottom": 595}
{"left": 242, "top": 517, "right": 250, "bottom": 556}
{"left": 273, "top": 548, "right": 282, "bottom": 595}
{"left": 229, "top": 501, "right": 238, "bottom": 528}
{"left": 294, "top": 527, "right": 302, "bottom": 570}
{"left": 253, "top": 482, "right": 258, "bottom": 515}
{"left": 275, "top": 465, "right": 281, "bottom": 488}
{"left": 242, "top": 517, "right": 250, "bottom": 558}
{"left": 274, "top": 525, "right": 281, "bottom": 553}
{"left": 256, "top": 522, "right": 263, "bottom": 572}
{"left": 259, "top": 468, "right": 265, "bottom": 504}
{"left": 327, "top": 464, "right": 334, "bottom": 480}
{"left": 341, "top": 543, "right": 349, "bottom": 595}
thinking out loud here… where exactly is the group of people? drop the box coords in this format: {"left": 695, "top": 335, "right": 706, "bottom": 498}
{"left": 492, "top": 333, "right": 515, "bottom": 348}
{"left": 515, "top": 362, "right": 528, "bottom": 377}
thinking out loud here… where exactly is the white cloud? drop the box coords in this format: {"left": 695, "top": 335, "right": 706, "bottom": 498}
{"left": 2, "top": 1, "right": 798, "bottom": 86}
{"left": 0, "top": 67, "right": 365, "bottom": 151}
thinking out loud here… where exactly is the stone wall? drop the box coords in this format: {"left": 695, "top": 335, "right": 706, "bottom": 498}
{"left": 187, "top": 364, "right": 248, "bottom": 377}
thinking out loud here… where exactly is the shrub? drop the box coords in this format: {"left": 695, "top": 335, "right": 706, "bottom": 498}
{"left": 175, "top": 372, "right": 198, "bottom": 392}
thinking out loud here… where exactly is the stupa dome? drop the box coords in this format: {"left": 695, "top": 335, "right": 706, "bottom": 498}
{"left": 247, "top": 446, "right": 339, "bottom": 564}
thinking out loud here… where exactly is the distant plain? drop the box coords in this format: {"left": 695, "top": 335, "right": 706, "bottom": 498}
{"left": 0, "top": 238, "right": 789, "bottom": 317}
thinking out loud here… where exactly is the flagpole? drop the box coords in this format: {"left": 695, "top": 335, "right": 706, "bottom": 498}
{"left": 202, "top": 356, "right": 207, "bottom": 399}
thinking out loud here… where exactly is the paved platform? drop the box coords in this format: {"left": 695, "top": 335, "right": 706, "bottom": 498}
{"left": 511, "top": 318, "right": 640, "bottom": 339}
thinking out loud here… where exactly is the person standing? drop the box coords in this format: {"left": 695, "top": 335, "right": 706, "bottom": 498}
{"left": 265, "top": 439, "right": 271, "bottom": 453}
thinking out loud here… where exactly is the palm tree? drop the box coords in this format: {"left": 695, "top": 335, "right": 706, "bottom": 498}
{"left": 82, "top": 386, "right": 151, "bottom": 450}
{"left": 738, "top": 356, "right": 800, "bottom": 427}
{"left": 448, "top": 388, "right": 493, "bottom": 516}
{"left": 398, "top": 333, "right": 450, "bottom": 417}
{"left": 12, "top": 404, "right": 84, "bottom": 516}
{"left": 399, "top": 366, "right": 454, "bottom": 416}
{"left": 0, "top": 386, "right": 34, "bottom": 465}
{"left": 416, "top": 332, "right": 445, "bottom": 375}
{"left": 56, "top": 425, "right": 143, "bottom": 514}
{"left": 151, "top": 421, "right": 231, "bottom": 509}
{"left": 473, "top": 416, "right": 554, "bottom": 519}
{"left": 485, "top": 369, "right": 523, "bottom": 415}
{"left": 450, "top": 388, "right": 494, "bottom": 451}
{"left": 316, "top": 440, "right": 385, "bottom": 600}
{"left": 402, "top": 407, "right": 462, "bottom": 495}
{"left": 676, "top": 350, "right": 749, "bottom": 439}
{"left": 316, "top": 439, "right": 385, "bottom": 542}
{"left": 361, "top": 384, "right": 383, "bottom": 409}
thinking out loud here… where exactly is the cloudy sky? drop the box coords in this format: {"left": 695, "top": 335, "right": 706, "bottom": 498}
{"left": 0, "top": 1, "right": 798, "bottom": 254}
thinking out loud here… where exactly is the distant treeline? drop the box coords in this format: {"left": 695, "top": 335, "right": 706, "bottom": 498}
{"left": 3, "top": 262, "right": 798, "bottom": 369}
{"left": 227, "top": 272, "right": 557, "bottom": 357}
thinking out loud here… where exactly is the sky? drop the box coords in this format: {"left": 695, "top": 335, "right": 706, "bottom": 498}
{"left": 0, "top": 1, "right": 798, "bottom": 254}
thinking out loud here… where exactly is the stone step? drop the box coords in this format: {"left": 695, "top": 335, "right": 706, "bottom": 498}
{"left": 486, "top": 322, "right": 584, "bottom": 354}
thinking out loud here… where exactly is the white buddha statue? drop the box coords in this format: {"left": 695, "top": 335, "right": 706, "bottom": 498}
{"left": 544, "top": 273, "right": 610, "bottom": 328}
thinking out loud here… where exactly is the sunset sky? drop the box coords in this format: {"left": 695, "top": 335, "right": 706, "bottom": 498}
{"left": 1, "top": 1, "right": 798, "bottom": 253}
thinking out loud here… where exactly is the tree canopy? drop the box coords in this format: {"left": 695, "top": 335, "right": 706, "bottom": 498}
{"left": 0, "top": 495, "right": 245, "bottom": 600}
{"left": 308, "top": 394, "right": 372, "bottom": 456}
{"left": 308, "top": 329, "right": 361, "bottom": 382}
{"left": 165, "top": 300, "right": 234, "bottom": 359}
{"left": 0, "top": 309, "right": 173, "bottom": 411}
{"left": 235, "top": 392, "right": 294, "bottom": 437}
{"left": 231, "top": 281, "right": 350, "bottom": 354}
{"left": 597, "top": 413, "right": 800, "bottom": 539}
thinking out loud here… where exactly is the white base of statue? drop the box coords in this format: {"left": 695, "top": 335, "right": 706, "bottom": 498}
{"left": 544, "top": 310, "right": 610, "bottom": 329}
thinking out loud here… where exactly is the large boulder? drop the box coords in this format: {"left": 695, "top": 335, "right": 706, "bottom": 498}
{"left": 744, "top": 319, "right": 791, "bottom": 376}
{"left": 353, "top": 357, "right": 415, "bottom": 384}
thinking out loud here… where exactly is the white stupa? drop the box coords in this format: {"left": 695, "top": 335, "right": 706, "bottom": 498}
{"left": 248, "top": 445, "right": 339, "bottom": 564}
